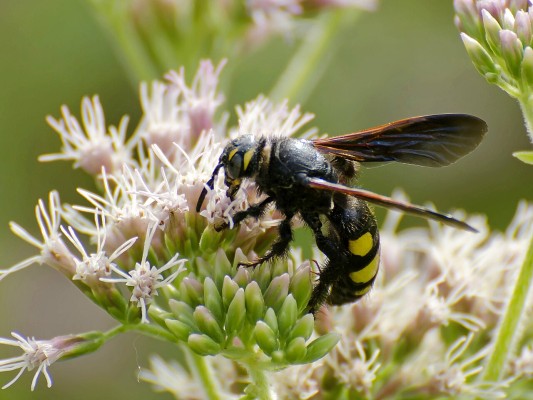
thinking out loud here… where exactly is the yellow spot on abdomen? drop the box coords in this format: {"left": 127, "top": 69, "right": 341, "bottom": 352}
{"left": 354, "top": 285, "right": 372, "bottom": 296}
{"left": 348, "top": 232, "right": 373, "bottom": 256}
{"left": 349, "top": 253, "right": 380, "bottom": 284}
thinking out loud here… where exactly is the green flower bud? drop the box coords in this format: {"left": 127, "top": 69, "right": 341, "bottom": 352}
{"left": 302, "top": 333, "right": 340, "bottom": 364}
{"left": 194, "top": 306, "right": 225, "bottom": 344}
{"left": 520, "top": 46, "right": 533, "bottom": 87}
{"left": 165, "top": 319, "right": 191, "bottom": 341}
{"left": 147, "top": 305, "right": 172, "bottom": 327}
{"left": 289, "top": 265, "right": 312, "bottom": 312}
{"left": 188, "top": 333, "right": 221, "bottom": 356}
{"left": 222, "top": 275, "right": 239, "bottom": 309}
{"left": 203, "top": 277, "right": 224, "bottom": 324}
{"left": 254, "top": 321, "right": 278, "bottom": 355}
{"left": 179, "top": 277, "right": 204, "bottom": 306}
{"left": 263, "top": 273, "right": 290, "bottom": 311}
{"left": 210, "top": 248, "right": 233, "bottom": 288}
{"left": 199, "top": 225, "right": 223, "bottom": 253}
{"left": 482, "top": 9, "right": 503, "bottom": 55}
{"left": 514, "top": 10, "right": 532, "bottom": 46}
{"left": 284, "top": 337, "right": 307, "bottom": 363}
{"left": 233, "top": 267, "right": 250, "bottom": 287}
{"left": 454, "top": 0, "right": 484, "bottom": 40}
{"left": 288, "top": 314, "right": 315, "bottom": 342}
{"left": 263, "top": 307, "right": 279, "bottom": 334}
{"left": 500, "top": 29, "right": 524, "bottom": 77}
{"left": 278, "top": 294, "right": 298, "bottom": 338}
{"left": 225, "top": 288, "right": 245, "bottom": 336}
{"left": 169, "top": 299, "right": 197, "bottom": 328}
{"left": 251, "top": 263, "right": 272, "bottom": 292}
{"left": 461, "top": 33, "right": 499, "bottom": 77}
{"left": 245, "top": 281, "right": 265, "bottom": 324}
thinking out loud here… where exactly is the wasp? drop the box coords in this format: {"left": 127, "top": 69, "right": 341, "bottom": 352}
{"left": 196, "top": 114, "right": 487, "bottom": 312}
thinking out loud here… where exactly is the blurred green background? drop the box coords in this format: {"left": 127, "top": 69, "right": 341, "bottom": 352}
{"left": 0, "top": 1, "right": 531, "bottom": 399}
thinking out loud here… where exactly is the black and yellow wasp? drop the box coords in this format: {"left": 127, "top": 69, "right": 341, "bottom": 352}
{"left": 196, "top": 114, "right": 487, "bottom": 312}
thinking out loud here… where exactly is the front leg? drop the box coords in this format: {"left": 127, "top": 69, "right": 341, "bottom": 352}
{"left": 239, "top": 212, "right": 294, "bottom": 268}
{"left": 214, "top": 196, "right": 274, "bottom": 231}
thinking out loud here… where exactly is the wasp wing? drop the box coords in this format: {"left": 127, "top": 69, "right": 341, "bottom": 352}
{"left": 307, "top": 177, "right": 477, "bottom": 232}
{"left": 313, "top": 114, "right": 487, "bottom": 167}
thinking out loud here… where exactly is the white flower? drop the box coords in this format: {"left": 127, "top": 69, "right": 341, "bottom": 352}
{"left": 509, "top": 345, "right": 533, "bottom": 379}
{"left": 165, "top": 59, "right": 226, "bottom": 138}
{"left": 136, "top": 60, "right": 226, "bottom": 157}
{"left": 101, "top": 224, "right": 186, "bottom": 323}
{"left": 233, "top": 96, "right": 316, "bottom": 139}
{"left": 41, "top": 96, "right": 134, "bottom": 175}
{"left": 326, "top": 339, "right": 381, "bottom": 395}
{"left": 140, "top": 355, "right": 239, "bottom": 400}
{"left": 271, "top": 362, "right": 322, "bottom": 399}
{"left": 428, "top": 333, "right": 507, "bottom": 399}
{"left": 0, "top": 332, "right": 76, "bottom": 391}
{"left": 140, "top": 355, "right": 205, "bottom": 399}
{"left": 61, "top": 213, "right": 138, "bottom": 280}
{"left": 422, "top": 279, "right": 486, "bottom": 331}
{"left": 1, "top": 192, "right": 75, "bottom": 281}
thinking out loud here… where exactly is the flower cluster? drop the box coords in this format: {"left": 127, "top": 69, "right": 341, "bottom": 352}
{"left": 0, "top": 61, "right": 338, "bottom": 396}
{"left": 88, "top": 0, "right": 378, "bottom": 86}
{"left": 1, "top": 60, "right": 532, "bottom": 398}
{"left": 455, "top": 0, "right": 533, "bottom": 93}
{"left": 455, "top": 0, "right": 533, "bottom": 149}
{"left": 267, "top": 199, "right": 533, "bottom": 399}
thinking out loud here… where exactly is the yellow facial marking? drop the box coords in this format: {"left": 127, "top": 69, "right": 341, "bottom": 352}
{"left": 243, "top": 149, "right": 254, "bottom": 171}
{"left": 348, "top": 232, "right": 373, "bottom": 257}
{"left": 349, "top": 253, "right": 380, "bottom": 284}
{"left": 228, "top": 148, "right": 239, "bottom": 161}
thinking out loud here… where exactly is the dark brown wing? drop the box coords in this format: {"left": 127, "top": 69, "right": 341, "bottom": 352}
{"left": 313, "top": 114, "right": 487, "bottom": 167}
{"left": 307, "top": 177, "right": 477, "bottom": 232}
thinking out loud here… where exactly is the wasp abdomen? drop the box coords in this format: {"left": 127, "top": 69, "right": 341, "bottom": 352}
{"left": 321, "top": 201, "right": 380, "bottom": 306}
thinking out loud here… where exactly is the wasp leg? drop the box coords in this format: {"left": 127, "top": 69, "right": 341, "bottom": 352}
{"left": 301, "top": 212, "right": 342, "bottom": 313}
{"left": 214, "top": 196, "right": 274, "bottom": 231}
{"left": 238, "top": 212, "right": 294, "bottom": 268}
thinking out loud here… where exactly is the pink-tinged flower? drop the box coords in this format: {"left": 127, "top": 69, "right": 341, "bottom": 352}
{"left": 41, "top": 96, "right": 135, "bottom": 175}
{"left": 61, "top": 213, "right": 138, "bottom": 281}
{"left": 0, "top": 332, "right": 84, "bottom": 391}
{"left": 100, "top": 224, "right": 186, "bottom": 323}
{"left": 1, "top": 192, "right": 75, "bottom": 281}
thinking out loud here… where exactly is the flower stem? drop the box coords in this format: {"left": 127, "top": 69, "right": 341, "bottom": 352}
{"left": 187, "top": 351, "right": 223, "bottom": 400}
{"left": 518, "top": 96, "right": 533, "bottom": 143}
{"left": 482, "top": 233, "right": 533, "bottom": 381}
{"left": 86, "top": 0, "right": 159, "bottom": 83}
{"left": 269, "top": 10, "right": 362, "bottom": 104}
{"left": 242, "top": 360, "right": 272, "bottom": 400}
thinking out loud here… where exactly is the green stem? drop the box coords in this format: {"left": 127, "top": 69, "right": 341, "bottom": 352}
{"left": 482, "top": 233, "right": 533, "bottom": 381}
{"left": 242, "top": 362, "right": 272, "bottom": 400}
{"left": 86, "top": 0, "right": 159, "bottom": 84}
{"left": 269, "top": 10, "right": 362, "bottom": 104}
{"left": 518, "top": 95, "right": 533, "bottom": 143}
{"left": 187, "top": 351, "right": 223, "bottom": 400}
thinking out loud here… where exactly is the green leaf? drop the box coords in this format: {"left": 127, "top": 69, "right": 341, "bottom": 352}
{"left": 301, "top": 333, "right": 340, "bottom": 364}
{"left": 513, "top": 150, "right": 533, "bottom": 164}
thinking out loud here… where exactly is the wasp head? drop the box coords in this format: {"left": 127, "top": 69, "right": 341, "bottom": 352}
{"left": 196, "top": 135, "right": 260, "bottom": 212}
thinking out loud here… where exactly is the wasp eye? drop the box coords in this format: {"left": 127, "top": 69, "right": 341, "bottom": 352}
{"left": 226, "top": 152, "right": 242, "bottom": 179}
